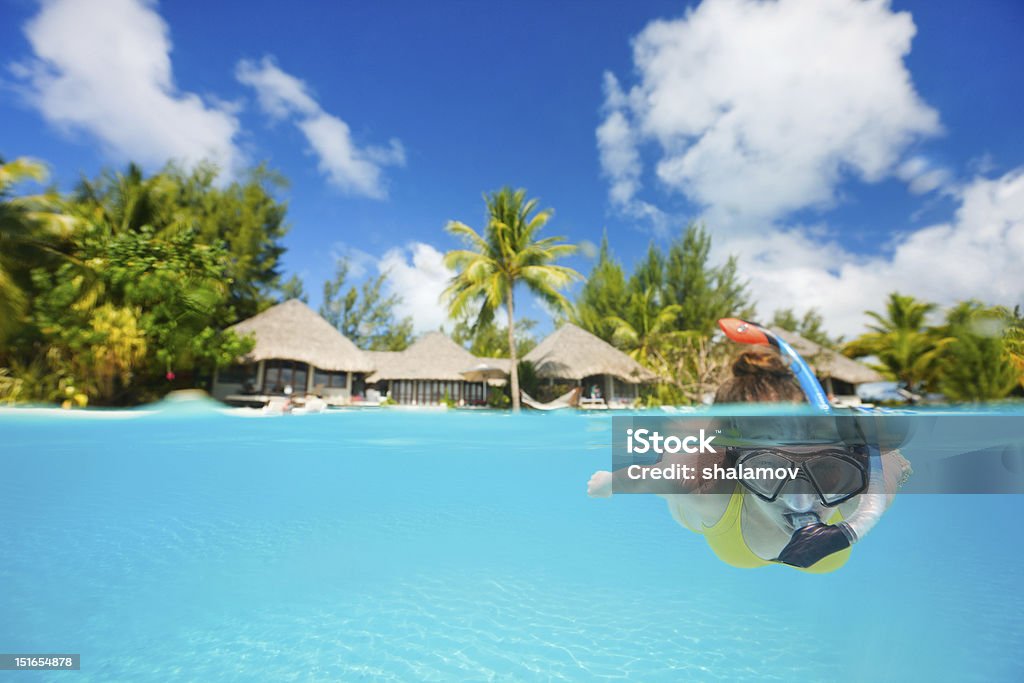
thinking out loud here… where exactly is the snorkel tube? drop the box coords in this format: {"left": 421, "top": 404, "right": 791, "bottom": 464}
{"left": 717, "top": 318, "right": 832, "bottom": 412}
{"left": 843, "top": 425, "right": 887, "bottom": 545}
{"left": 717, "top": 318, "right": 887, "bottom": 565}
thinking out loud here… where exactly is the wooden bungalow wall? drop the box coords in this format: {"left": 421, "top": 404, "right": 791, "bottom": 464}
{"left": 388, "top": 380, "right": 488, "bottom": 405}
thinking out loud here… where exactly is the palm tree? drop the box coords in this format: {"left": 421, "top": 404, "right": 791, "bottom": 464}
{"left": 938, "top": 302, "right": 1020, "bottom": 401}
{"left": 73, "top": 162, "right": 177, "bottom": 236}
{"left": 843, "top": 292, "right": 953, "bottom": 391}
{"left": 1002, "top": 306, "right": 1024, "bottom": 391}
{"left": 443, "top": 187, "right": 580, "bottom": 411}
{"left": 605, "top": 286, "right": 682, "bottom": 367}
{"left": 0, "top": 157, "right": 74, "bottom": 340}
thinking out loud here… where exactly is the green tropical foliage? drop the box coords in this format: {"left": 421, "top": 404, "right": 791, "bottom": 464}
{"left": 1004, "top": 306, "right": 1024, "bottom": 390}
{"left": 0, "top": 157, "right": 289, "bottom": 405}
{"left": 3, "top": 153, "right": 1022, "bottom": 408}
{"left": 73, "top": 162, "right": 175, "bottom": 236}
{"left": 663, "top": 224, "right": 751, "bottom": 335}
{"left": 19, "top": 222, "right": 252, "bottom": 404}
{"left": 319, "top": 258, "right": 414, "bottom": 351}
{"left": 443, "top": 187, "right": 581, "bottom": 411}
{"left": 572, "top": 233, "right": 628, "bottom": 342}
{"left": 73, "top": 162, "right": 289, "bottom": 319}
{"left": 606, "top": 287, "right": 681, "bottom": 367}
{"left": 643, "top": 331, "right": 731, "bottom": 406}
{"left": 0, "top": 368, "right": 23, "bottom": 404}
{"left": 937, "top": 302, "right": 1018, "bottom": 402}
{"left": 630, "top": 242, "right": 665, "bottom": 300}
{"left": 516, "top": 359, "right": 541, "bottom": 398}
{"left": 451, "top": 317, "right": 538, "bottom": 358}
{"left": 0, "top": 157, "right": 75, "bottom": 341}
{"left": 571, "top": 222, "right": 750, "bottom": 404}
{"left": 843, "top": 293, "right": 954, "bottom": 391}
{"left": 279, "top": 275, "right": 309, "bottom": 303}
{"left": 771, "top": 307, "right": 840, "bottom": 348}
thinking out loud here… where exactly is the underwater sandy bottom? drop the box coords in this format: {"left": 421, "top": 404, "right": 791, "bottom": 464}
{"left": 2, "top": 409, "right": 1021, "bottom": 681}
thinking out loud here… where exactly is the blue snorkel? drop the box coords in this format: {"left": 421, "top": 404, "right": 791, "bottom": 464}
{"left": 770, "top": 335, "right": 833, "bottom": 413}
{"left": 717, "top": 318, "right": 832, "bottom": 413}
{"left": 718, "top": 318, "right": 888, "bottom": 567}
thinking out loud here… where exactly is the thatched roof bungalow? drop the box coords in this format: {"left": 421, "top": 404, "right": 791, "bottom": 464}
{"left": 212, "top": 299, "right": 372, "bottom": 404}
{"left": 211, "top": 304, "right": 666, "bottom": 409}
{"left": 366, "top": 332, "right": 491, "bottom": 405}
{"left": 771, "top": 327, "right": 883, "bottom": 402}
{"left": 524, "top": 323, "right": 656, "bottom": 408}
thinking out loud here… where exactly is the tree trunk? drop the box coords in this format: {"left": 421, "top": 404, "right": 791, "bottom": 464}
{"left": 506, "top": 287, "right": 520, "bottom": 412}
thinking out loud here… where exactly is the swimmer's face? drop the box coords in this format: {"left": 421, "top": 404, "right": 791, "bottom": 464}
{"left": 740, "top": 452, "right": 846, "bottom": 524}
{"left": 746, "top": 484, "right": 830, "bottom": 531}
{"left": 774, "top": 477, "right": 820, "bottom": 513}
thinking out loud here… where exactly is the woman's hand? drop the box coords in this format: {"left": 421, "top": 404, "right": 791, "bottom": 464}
{"left": 774, "top": 523, "right": 852, "bottom": 568}
{"left": 587, "top": 470, "right": 614, "bottom": 498}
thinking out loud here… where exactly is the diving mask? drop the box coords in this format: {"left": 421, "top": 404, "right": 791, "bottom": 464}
{"left": 730, "top": 446, "right": 868, "bottom": 507}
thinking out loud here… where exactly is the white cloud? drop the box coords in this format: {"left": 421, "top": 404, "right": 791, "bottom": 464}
{"left": 237, "top": 56, "right": 404, "bottom": 199}
{"left": 595, "top": 0, "right": 1024, "bottom": 338}
{"left": 377, "top": 242, "right": 454, "bottom": 332}
{"left": 599, "top": 0, "right": 941, "bottom": 226}
{"left": 235, "top": 57, "right": 318, "bottom": 120}
{"left": 297, "top": 115, "right": 404, "bottom": 198}
{"left": 726, "top": 169, "right": 1024, "bottom": 336}
{"left": 328, "top": 242, "right": 378, "bottom": 279}
{"left": 597, "top": 74, "right": 641, "bottom": 207}
{"left": 897, "top": 155, "right": 954, "bottom": 195}
{"left": 16, "top": 0, "right": 242, "bottom": 173}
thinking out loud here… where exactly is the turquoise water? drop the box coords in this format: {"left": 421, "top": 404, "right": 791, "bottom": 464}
{"left": 2, "top": 405, "right": 1022, "bottom": 681}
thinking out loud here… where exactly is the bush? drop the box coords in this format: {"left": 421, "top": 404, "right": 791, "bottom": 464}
{"left": 0, "top": 368, "right": 22, "bottom": 404}
{"left": 486, "top": 385, "right": 510, "bottom": 408}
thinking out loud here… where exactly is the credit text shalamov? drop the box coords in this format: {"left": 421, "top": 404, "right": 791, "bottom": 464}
{"left": 623, "top": 428, "right": 800, "bottom": 482}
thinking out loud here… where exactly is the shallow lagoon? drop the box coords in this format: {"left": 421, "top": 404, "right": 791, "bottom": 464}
{"left": 2, "top": 405, "right": 1022, "bottom": 681}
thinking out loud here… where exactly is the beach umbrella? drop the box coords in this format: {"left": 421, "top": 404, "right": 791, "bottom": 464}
{"left": 461, "top": 363, "right": 508, "bottom": 384}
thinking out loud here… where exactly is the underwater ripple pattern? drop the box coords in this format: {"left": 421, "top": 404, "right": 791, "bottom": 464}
{"left": 1, "top": 408, "right": 1023, "bottom": 681}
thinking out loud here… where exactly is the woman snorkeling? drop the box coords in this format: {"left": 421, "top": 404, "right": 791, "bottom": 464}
{"left": 587, "top": 334, "right": 911, "bottom": 573}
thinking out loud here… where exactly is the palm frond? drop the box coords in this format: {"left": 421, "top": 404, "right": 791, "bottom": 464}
{"left": 445, "top": 221, "right": 489, "bottom": 252}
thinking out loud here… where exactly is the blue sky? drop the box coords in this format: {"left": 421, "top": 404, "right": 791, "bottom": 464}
{"left": 2, "top": 0, "right": 1023, "bottom": 336}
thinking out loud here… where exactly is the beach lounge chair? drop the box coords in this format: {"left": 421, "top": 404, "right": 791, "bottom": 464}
{"left": 578, "top": 395, "right": 608, "bottom": 409}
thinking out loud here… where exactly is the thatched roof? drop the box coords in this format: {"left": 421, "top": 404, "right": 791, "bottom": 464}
{"left": 228, "top": 299, "right": 373, "bottom": 372}
{"left": 771, "top": 327, "right": 883, "bottom": 385}
{"left": 366, "top": 332, "right": 481, "bottom": 382}
{"left": 363, "top": 350, "right": 399, "bottom": 374}
{"left": 524, "top": 323, "right": 657, "bottom": 383}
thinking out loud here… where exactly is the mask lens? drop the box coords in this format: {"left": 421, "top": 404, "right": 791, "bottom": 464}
{"left": 804, "top": 454, "right": 867, "bottom": 505}
{"left": 736, "top": 450, "right": 793, "bottom": 501}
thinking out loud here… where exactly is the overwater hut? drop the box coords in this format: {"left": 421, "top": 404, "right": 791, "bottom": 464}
{"left": 771, "top": 327, "right": 883, "bottom": 405}
{"left": 524, "top": 323, "right": 657, "bottom": 408}
{"left": 212, "top": 299, "right": 373, "bottom": 404}
{"left": 366, "top": 332, "right": 493, "bottom": 406}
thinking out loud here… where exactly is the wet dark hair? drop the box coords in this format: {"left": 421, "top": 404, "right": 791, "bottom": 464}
{"left": 713, "top": 348, "right": 805, "bottom": 404}
{"left": 698, "top": 349, "right": 805, "bottom": 489}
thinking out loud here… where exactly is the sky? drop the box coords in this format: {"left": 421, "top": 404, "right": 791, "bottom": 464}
{"left": 2, "top": 0, "right": 1023, "bottom": 338}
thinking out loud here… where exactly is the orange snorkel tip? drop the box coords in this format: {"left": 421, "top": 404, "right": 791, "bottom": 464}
{"left": 718, "top": 318, "right": 771, "bottom": 346}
